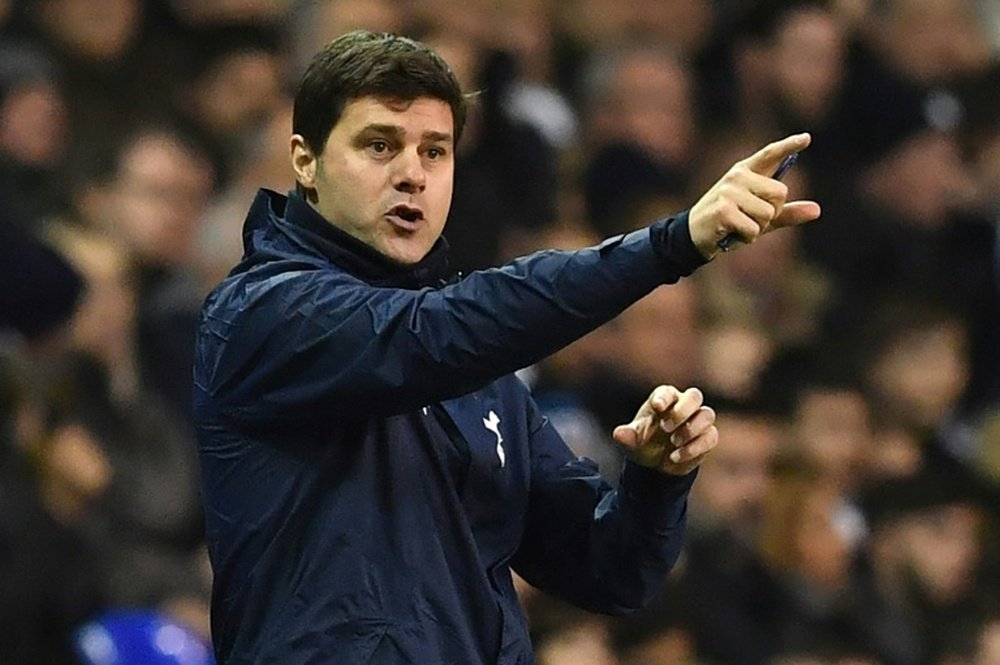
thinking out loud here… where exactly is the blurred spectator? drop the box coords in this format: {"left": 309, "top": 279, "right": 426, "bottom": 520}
{"left": 167, "top": 0, "right": 291, "bottom": 28}
{"left": 444, "top": 48, "right": 559, "bottom": 271}
{"left": 698, "top": 314, "right": 775, "bottom": 405}
{"left": 85, "top": 122, "right": 216, "bottom": 424}
{"left": 0, "top": 217, "right": 83, "bottom": 349}
{"left": 690, "top": 407, "right": 781, "bottom": 540}
{"left": 855, "top": 296, "right": 978, "bottom": 467}
{"left": 15, "top": 0, "right": 162, "bottom": 153}
{"left": 536, "top": 619, "right": 619, "bottom": 665}
{"left": 751, "top": 0, "right": 848, "bottom": 129}
{"left": 769, "top": 644, "right": 884, "bottom": 665}
{"left": 860, "top": 0, "right": 994, "bottom": 86}
{"left": 953, "top": 64, "right": 1000, "bottom": 411}
{"left": 0, "top": 41, "right": 69, "bottom": 227}
{"left": 789, "top": 378, "right": 872, "bottom": 493}
{"left": 0, "top": 217, "right": 95, "bottom": 664}
{"left": 798, "top": 0, "right": 994, "bottom": 330}
{"left": 488, "top": 0, "right": 579, "bottom": 151}
{"left": 0, "top": 368, "right": 105, "bottom": 665}
{"left": 288, "top": 0, "right": 407, "bottom": 75}
{"left": 864, "top": 410, "right": 925, "bottom": 485}
{"left": 856, "top": 466, "right": 999, "bottom": 665}
{"left": 679, "top": 406, "right": 785, "bottom": 665}
{"left": 552, "top": 0, "right": 715, "bottom": 62}
{"left": 526, "top": 595, "right": 620, "bottom": 665}
{"left": 170, "top": 27, "right": 287, "bottom": 186}
{"left": 34, "top": 227, "right": 207, "bottom": 608}
{"left": 579, "top": 40, "right": 698, "bottom": 235}
{"left": 800, "top": 99, "right": 988, "bottom": 349}
{"left": 196, "top": 102, "right": 295, "bottom": 287}
{"left": 609, "top": 578, "right": 700, "bottom": 665}
{"left": 726, "top": 0, "right": 852, "bottom": 177}
{"left": 972, "top": 614, "right": 1000, "bottom": 665}
{"left": 571, "top": 280, "right": 702, "bottom": 437}
{"left": 757, "top": 460, "right": 871, "bottom": 658}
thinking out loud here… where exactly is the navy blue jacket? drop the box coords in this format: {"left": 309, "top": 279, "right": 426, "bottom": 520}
{"left": 193, "top": 190, "right": 707, "bottom": 663}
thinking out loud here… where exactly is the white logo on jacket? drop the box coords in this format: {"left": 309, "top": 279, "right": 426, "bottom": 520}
{"left": 483, "top": 410, "right": 505, "bottom": 467}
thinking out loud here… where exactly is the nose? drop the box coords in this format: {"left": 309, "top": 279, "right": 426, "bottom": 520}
{"left": 392, "top": 149, "right": 426, "bottom": 194}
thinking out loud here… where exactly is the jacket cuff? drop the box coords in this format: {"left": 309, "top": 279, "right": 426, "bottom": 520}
{"left": 619, "top": 461, "right": 697, "bottom": 532}
{"left": 648, "top": 211, "right": 707, "bottom": 281}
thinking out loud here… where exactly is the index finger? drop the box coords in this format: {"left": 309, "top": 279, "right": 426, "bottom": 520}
{"left": 742, "top": 133, "right": 811, "bottom": 175}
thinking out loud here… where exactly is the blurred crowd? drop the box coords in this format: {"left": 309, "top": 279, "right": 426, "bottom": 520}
{"left": 0, "top": 0, "right": 998, "bottom": 663}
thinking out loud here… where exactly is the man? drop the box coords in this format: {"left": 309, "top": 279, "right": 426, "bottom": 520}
{"left": 193, "top": 30, "right": 819, "bottom": 663}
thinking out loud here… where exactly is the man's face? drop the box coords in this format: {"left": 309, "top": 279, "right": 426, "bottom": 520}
{"left": 292, "top": 95, "right": 455, "bottom": 265}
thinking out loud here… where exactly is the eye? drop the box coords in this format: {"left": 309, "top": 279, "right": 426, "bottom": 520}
{"left": 426, "top": 146, "right": 447, "bottom": 160}
{"left": 369, "top": 140, "right": 390, "bottom": 153}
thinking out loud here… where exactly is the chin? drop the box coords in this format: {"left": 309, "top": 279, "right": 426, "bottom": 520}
{"left": 382, "top": 243, "right": 430, "bottom": 266}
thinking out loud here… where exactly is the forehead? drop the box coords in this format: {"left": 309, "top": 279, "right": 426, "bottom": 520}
{"left": 333, "top": 95, "right": 454, "bottom": 137}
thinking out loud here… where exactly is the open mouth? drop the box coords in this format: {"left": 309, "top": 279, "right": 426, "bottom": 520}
{"left": 387, "top": 204, "right": 424, "bottom": 224}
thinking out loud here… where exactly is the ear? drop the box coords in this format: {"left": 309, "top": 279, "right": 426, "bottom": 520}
{"left": 290, "top": 134, "right": 318, "bottom": 189}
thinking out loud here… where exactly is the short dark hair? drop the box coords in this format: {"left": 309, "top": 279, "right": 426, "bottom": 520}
{"left": 292, "top": 30, "right": 467, "bottom": 155}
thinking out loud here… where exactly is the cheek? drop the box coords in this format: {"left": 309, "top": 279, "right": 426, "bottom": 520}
{"left": 320, "top": 158, "right": 386, "bottom": 213}
{"left": 428, "top": 169, "right": 454, "bottom": 219}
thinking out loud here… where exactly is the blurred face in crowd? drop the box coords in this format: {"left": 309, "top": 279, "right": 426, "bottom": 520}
{"left": 535, "top": 620, "right": 617, "bottom": 665}
{"left": 792, "top": 486, "right": 855, "bottom": 589}
{"left": 592, "top": 48, "right": 695, "bottom": 168}
{"left": 761, "top": 475, "right": 858, "bottom": 591}
{"left": 794, "top": 387, "right": 870, "bottom": 483}
{"left": 39, "top": 0, "right": 140, "bottom": 63}
{"left": 190, "top": 50, "right": 283, "bottom": 138}
{"left": 53, "top": 230, "right": 136, "bottom": 365}
{"left": 767, "top": 6, "right": 846, "bottom": 123}
{"left": 692, "top": 413, "right": 777, "bottom": 530}
{"left": 870, "top": 319, "right": 969, "bottom": 430}
{"left": 871, "top": 0, "right": 993, "bottom": 83}
{"left": 976, "top": 619, "right": 1000, "bottom": 665}
{"left": 617, "top": 52, "right": 694, "bottom": 167}
{"left": 292, "top": 96, "right": 455, "bottom": 265}
{"left": 864, "top": 131, "right": 976, "bottom": 228}
{"left": 700, "top": 322, "right": 773, "bottom": 401}
{"left": 898, "top": 503, "right": 984, "bottom": 604}
{"left": 0, "top": 81, "right": 67, "bottom": 166}
{"left": 109, "top": 131, "right": 215, "bottom": 267}
{"left": 613, "top": 280, "right": 701, "bottom": 388}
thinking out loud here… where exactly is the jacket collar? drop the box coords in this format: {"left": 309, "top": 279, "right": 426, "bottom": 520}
{"left": 248, "top": 189, "right": 452, "bottom": 289}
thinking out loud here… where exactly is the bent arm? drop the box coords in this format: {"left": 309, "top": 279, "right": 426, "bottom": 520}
{"left": 510, "top": 400, "right": 694, "bottom": 615}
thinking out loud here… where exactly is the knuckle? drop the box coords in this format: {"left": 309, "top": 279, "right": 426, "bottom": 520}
{"left": 717, "top": 199, "right": 737, "bottom": 220}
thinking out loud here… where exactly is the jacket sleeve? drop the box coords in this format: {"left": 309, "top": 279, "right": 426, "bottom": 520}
{"left": 510, "top": 397, "right": 694, "bottom": 615}
{"left": 197, "top": 213, "right": 704, "bottom": 422}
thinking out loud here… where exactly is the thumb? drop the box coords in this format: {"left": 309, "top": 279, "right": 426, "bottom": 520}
{"left": 613, "top": 424, "right": 639, "bottom": 449}
{"left": 773, "top": 200, "right": 821, "bottom": 230}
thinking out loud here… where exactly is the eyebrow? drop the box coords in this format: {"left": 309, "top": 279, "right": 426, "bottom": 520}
{"left": 360, "top": 124, "right": 453, "bottom": 144}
